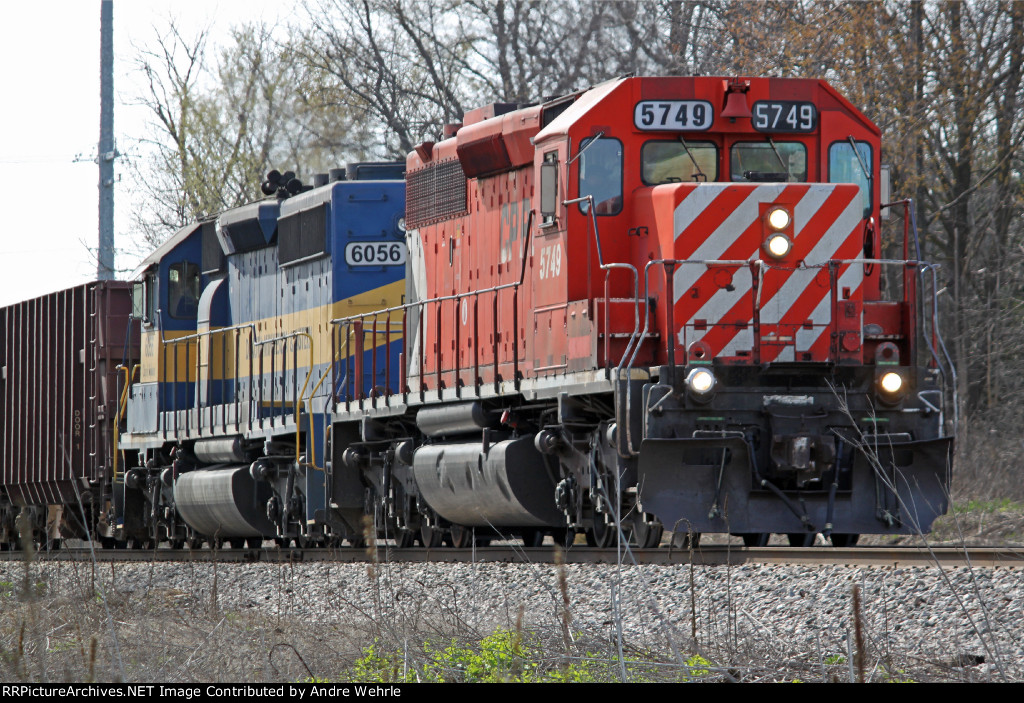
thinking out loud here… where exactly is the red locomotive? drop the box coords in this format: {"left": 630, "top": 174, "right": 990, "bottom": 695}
{"left": 0, "top": 75, "right": 953, "bottom": 551}
{"left": 334, "top": 75, "right": 953, "bottom": 548}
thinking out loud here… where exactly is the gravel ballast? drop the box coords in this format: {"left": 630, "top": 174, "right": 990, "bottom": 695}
{"left": 0, "top": 553, "right": 1019, "bottom": 682}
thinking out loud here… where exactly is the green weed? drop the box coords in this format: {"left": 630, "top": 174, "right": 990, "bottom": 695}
{"left": 685, "top": 654, "right": 712, "bottom": 678}
{"left": 954, "top": 499, "right": 1023, "bottom": 514}
{"left": 348, "top": 630, "right": 714, "bottom": 683}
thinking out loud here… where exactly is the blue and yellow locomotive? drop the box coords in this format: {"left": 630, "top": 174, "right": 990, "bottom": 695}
{"left": 118, "top": 163, "right": 407, "bottom": 547}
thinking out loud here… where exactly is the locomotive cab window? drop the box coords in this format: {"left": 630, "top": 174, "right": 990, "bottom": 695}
{"left": 578, "top": 137, "right": 622, "bottom": 215}
{"left": 168, "top": 261, "right": 200, "bottom": 319}
{"left": 829, "top": 140, "right": 873, "bottom": 219}
{"left": 540, "top": 151, "right": 559, "bottom": 225}
{"left": 641, "top": 140, "right": 718, "bottom": 184}
{"left": 730, "top": 142, "right": 807, "bottom": 182}
{"left": 142, "top": 270, "right": 157, "bottom": 325}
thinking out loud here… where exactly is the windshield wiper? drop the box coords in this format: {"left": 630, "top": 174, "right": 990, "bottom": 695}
{"left": 766, "top": 136, "right": 792, "bottom": 181}
{"left": 847, "top": 136, "right": 871, "bottom": 181}
{"left": 568, "top": 130, "right": 605, "bottom": 165}
{"left": 678, "top": 136, "right": 707, "bottom": 182}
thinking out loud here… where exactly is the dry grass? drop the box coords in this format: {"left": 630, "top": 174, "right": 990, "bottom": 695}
{"left": 0, "top": 557, "right": 370, "bottom": 682}
{"left": 953, "top": 409, "right": 1024, "bottom": 505}
{"left": 0, "top": 534, "right": 1013, "bottom": 684}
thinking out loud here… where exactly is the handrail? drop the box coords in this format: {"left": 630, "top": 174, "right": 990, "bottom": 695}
{"left": 300, "top": 362, "right": 340, "bottom": 473}
{"left": 331, "top": 318, "right": 404, "bottom": 403}
{"left": 621, "top": 254, "right": 954, "bottom": 456}
{"left": 112, "top": 364, "right": 139, "bottom": 482}
{"left": 254, "top": 331, "right": 315, "bottom": 467}
{"left": 160, "top": 324, "right": 322, "bottom": 457}
{"left": 330, "top": 211, "right": 534, "bottom": 408}
{"left": 919, "top": 263, "right": 958, "bottom": 433}
{"left": 164, "top": 323, "right": 258, "bottom": 436}
{"left": 563, "top": 194, "right": 642, "bottom": 458}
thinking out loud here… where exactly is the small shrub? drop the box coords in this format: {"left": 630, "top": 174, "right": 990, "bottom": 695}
{"left": 350, "top": 630, "right": 604, "bottom": 683}
{"left": 685, "top": 654, "right": 712, "bottom": 678}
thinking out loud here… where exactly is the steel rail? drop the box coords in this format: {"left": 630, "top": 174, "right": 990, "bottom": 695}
{"left": 12, "top": 545, "right": 1024, "bottom": 568}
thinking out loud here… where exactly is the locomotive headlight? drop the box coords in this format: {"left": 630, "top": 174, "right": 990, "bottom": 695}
{"left": 879, "top": 371, "right": 904, "bottom": 395}
{"left": 765, "top": 233, "right": 792, "bottom": 259}
{"left": 686, "top": 367, "right": 716, "bottom": 395}
{"left": 767, "top": 207, "right": 791, "bottom": 230}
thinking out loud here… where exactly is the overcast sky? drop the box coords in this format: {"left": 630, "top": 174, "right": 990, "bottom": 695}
{"left": 0, "top": 1, "right": 285, "bottom": 307}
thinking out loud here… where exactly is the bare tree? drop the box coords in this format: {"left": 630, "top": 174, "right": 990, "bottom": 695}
{"left": 295, "top": 0, "right": 473, "bottom": 157}
{"left": 127, "top": 22, "right": 213, "bottom": 245}
{"left": 127, "top": 20, "right": 312, "bottom": 247}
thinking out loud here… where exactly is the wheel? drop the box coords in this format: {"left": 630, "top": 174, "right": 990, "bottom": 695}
{"left": 345, "top": 535, "right": 366, "bottom": 549}
{"left": 631, "top": 515, "right": 664, "bottom": 548}
{"left": 228, "top": 538, "right": 246, "bottom": 549}
{"left": 168, "top": 539, "right": 185, "bottom": 550}
{"left": 670, "top": 531, "right": 701, "bottom": 549}
{"left": 830, "top": 533, "right": 860, "bottom": 547}
{"left": 550, "top": 528, "right": 576, "bottom": 549}
{"left": 449, "top": 525, "right": 474, "bottom": 549}
{"left": 295, "top": 533, "right": 323, "bottom": 548}
{"left": 389, "top": 527, "right": 414, "bottom": 548}
{"left": 246, "top": 537, "right": 263, "bottom": 549}
{"left": 520, "top": 528, "right": 545, "bottom": 548}
{"left": 419, "top": 523, "right": 444, "bottom": 548}
{"left": 585, "top": 516, "right": 616, "bottom": 548}
{"left": 739, "top": 533, "right": 770, "bottom": 547}
{"left": 786, "top": 532, "right": 816, "bottom": 547}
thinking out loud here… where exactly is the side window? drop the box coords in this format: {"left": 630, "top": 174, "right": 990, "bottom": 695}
{"left": 642, "top": 140, "right": 718, "bottom": 184}
{"left": 540, "top": 151, "right": 559, "bottom": 225}
{"left": 144, "top": 271, "right": 157, "bottom": 324}
{"left": 730, "top": 142, "right": 807, "bottom": 182}
{"left": 829, "top": 141, "right": 873, "bottom": 219}
{"left": 168, "top": 261, "right": 200, "bottom": 319}
{"left": 578, "top": 137, "right": 623, "bottom": 215}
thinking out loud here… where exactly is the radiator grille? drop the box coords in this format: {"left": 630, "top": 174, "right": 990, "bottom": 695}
{"left": 406, "top": 159, "right": 467, "bottom": 229}
{"left": 279, "top": 203, "right": 328, "bottom": 265}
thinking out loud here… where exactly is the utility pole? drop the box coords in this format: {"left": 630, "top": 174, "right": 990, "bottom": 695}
{"left": 97, "top": 0, "right": 115, "bottom": 280}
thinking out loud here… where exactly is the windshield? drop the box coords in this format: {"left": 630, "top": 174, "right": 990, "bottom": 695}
{"left": 641, "top": 140, "right": 718, "bottom": 184}
{"left": 730, "top": 142, "right": 807, "bottom": 182}
{"left": 829, "top": 141, "right": 872, "bottom": 218}
{"left": 578, "top": 137, "right": 623, "bottom": 215}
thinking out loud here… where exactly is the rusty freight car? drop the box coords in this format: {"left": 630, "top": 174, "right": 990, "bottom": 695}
{"left": 0, "top": 281, "right": 137, "bottom": 546}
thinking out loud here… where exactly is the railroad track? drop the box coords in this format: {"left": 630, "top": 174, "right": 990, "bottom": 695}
{"left": 6, "top": 544, "right": 1024, "bottom": 568}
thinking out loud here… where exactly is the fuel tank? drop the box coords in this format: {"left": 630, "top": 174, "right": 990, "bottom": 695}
{"left": 174, "top": 467, "right": 276, "bottom": 537}
{"left": 411, "top": 437, "right": 563, "bottom": 527}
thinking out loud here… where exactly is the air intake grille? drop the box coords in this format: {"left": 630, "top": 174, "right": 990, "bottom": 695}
{"left": 279, "top": 203, "right": 328, "bottom": 266}
{"left": 406, "top": 159, "right": 467, "bottom": 229}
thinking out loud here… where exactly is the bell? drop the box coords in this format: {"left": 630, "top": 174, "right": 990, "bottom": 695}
{"left": 721, "top": 87, "right": 751, "bottom": 120}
